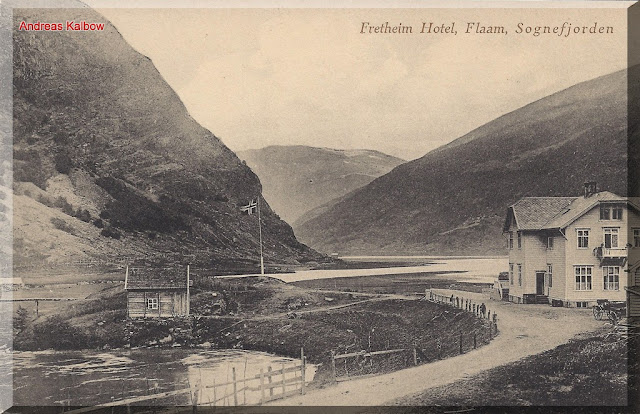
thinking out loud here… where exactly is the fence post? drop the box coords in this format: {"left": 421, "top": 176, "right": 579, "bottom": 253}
{"left": 268, "top": 366, "right": 274, "bottom": 398}
{"left": 459, "top": 331, "right": 463, "bottom": 354}
{"left": 331, "top": 351, "right": 337, "bottom": 383}
{"left": 413, "top": 342, "right": 418, "bottom": 366}
{"left": 473, "top": 333, "right": 477, "bottom": 349}
{"left": 300, "top": 347, "right": 306, "bottom": 395}
{"left": 232, "top": 367, "right": 238, "bottom": 406}
{"left": 489, "top": 322, "right": 492, "bottom": 340}
{"left": 259, "top": 368, "right": 265, "bottom": 405}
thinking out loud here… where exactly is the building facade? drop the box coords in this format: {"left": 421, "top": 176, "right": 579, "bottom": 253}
{"left": 124, "top": 266, "right": 191, "bottom": 318}
{"left": 504, "top": 184, "right": 639, "bottom": 307}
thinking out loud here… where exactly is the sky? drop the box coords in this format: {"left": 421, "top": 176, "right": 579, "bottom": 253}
{"left": 89, "top": 4, "right": 629, "bottom": 160}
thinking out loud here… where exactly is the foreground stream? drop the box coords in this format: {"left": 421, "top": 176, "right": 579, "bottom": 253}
{"left": 13, "top": 348, "right": 315, "bottom": 406}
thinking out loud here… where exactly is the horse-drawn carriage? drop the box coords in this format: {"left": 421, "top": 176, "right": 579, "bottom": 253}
{"left": 592, "top": 299, "right": 627, "bottom": 324}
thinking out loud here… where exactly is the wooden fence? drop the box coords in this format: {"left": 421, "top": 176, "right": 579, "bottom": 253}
{"left": 66, "top": 349, "right": 308, "bottom": 412}
{"left": 328, "top": 290, "right": 499, "bottom": 381}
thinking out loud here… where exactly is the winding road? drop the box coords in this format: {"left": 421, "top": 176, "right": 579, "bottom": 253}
{"left": 268, "top": 288, "right": 605, "bottom": 406}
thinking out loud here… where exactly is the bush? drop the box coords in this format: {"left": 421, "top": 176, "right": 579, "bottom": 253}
{"left": 92, "top": 218, "right": 104, "bottom": 228}
{"left": 73, "top": 208, "right": 91, "bottom": 222}
{"left": 54, "top": 196, "right": 74, "bottom": 216}
{"left": 50, "top": 217, "right": 75, "bottom": 234}
{"left": 100, "top": 226, "right": 121, "bottom": 240}
{"left": 32, "top": 316, "right": 88, "bottom": 350}
{"left": 54, "top": 152, "right": 73, "bottom": 175}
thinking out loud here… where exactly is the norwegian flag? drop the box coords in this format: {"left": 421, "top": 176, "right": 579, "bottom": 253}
{"left": 240, "top": 199, "right": 257, "bottom": 215}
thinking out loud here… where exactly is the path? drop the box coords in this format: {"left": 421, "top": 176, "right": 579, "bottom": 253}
{"left": 268, "top": 288, "right": 604, "bottom": 406}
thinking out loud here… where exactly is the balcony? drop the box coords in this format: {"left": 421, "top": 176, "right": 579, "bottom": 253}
{"left": 593, "top": 245, "right": 628, "bottom": 266}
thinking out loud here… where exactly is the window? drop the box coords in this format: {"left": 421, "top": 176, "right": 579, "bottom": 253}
{"left": 517, "top": 264, "right": 522, "bottom": 286}
{"left": 546, "top": 237, "right": 554, "bottom": 250}
{"left": 603, "top": 266, "right": 620, "bottom": 291}
{"left": 575, "top": 266, "right": 592, "bottom": 291}
{"left": 612, "top": 207, "right": 623, "bottom": 220}
{"left": 634, "top": 228, "right": 640, "bottom": 248}
{"left": 577, "top": 229, "right": 589, "bottom": 249}
{"left": 509, "top": 232, "right": 514, "bottom": 249}
{"left": 509, "top": 263, "right": 514, "bottom": 285}
{"left": 517, "top": 232, "right": 522, "bottom": 249}
{"left": 603, "top": 228, "right": 619, "bottom": 249}
{"left": 147, "top": 297, "right": 158, "bottom": 310}
{"left": 547, "top": 264, "right": 553, "bottom": 288}
{"left": 600, "top": 206, "right": 610, "bottom": 220}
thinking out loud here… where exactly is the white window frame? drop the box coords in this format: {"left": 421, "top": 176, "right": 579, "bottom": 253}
{"left": 575, "top": 266, "right": 593, "bottom": 291}
{"left": 577, "top": 229, "right": 589, "bottom": 249}
{"left": 147, "top": 297, "right": 159, "bottom": 310}
{"left": 546, "top": 237, "right": 554, "bottom": 250}
{"left": 634, "top": 228, "right": 640, "bottom": 248}
{"left": 509, "top": 263, "right": 514, "bottom": 285}
{"left": 509, "top": 232, "right": 514, "bottom": 250}
{"left": 603, "top": 266, "right": 620, "bottom": 291}
{"left": 517, "top": 232, "right": 522, "bottom": 249}
{"left": 547, "top": 264, "right": 553, "bottom": 288}
{"left": 603, "top": 228, "right": 619, "bottom": 249}
{"left": 600, "top": 206, "right": 610, "bottom": 220}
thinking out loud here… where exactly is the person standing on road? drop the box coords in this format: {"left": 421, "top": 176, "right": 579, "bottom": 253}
{"left": 480, "top": 303, "right": 487, "bottom": 318}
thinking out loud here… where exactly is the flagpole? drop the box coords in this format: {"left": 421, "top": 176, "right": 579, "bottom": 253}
{"left": 258, "top": 197, "right": 264, "bottom": 275}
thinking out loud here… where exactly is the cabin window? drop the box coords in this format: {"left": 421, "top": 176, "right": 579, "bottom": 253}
{"left": 509, "top": 263, "right": 514, "bottom": 285}
{"left": 508, "top": 232, "right": 514, "bottom": 249}
{"left": 600, "top": 206, "right": 610, "bottom": 220}
{"left": 612, "top": 207, "right": 623, "bottom": 220}
{"left": 577, "top": 229, "right": 589, "bottom": 249}
{"left": 517, "top": 232, "right": 522, "bottom": 249}
{"left": 546, "top": 237, "right": 554, "bottom": 250}
{"left": 603, "top": 266, "right": 620, "bottom": 291}
{"left": 517, "top": 264, "right": 522, "bottom": 286}
{"left": 147, "top": 297, "right": 159, "bottom": 310}
{"left": 634, "top": 229, "right": 640, "bottom": 248}
{"left": 547, "top": 264, "right": 553, "bottom": 288}
{"left": 575, "top": 266, "right": 592, "bottom": 291}
{"left": 603, "top": 228, "right": 619, "bottom": 249}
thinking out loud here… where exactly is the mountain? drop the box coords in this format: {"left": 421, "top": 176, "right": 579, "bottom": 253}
{"left": 238, "top": 146, "right": 404, "bottom": 226}
{"left": 12, "top": 5, "right": 322, "bottom": 269}
{"left": 296, "top": 68, "right": 637, "bottom": 255}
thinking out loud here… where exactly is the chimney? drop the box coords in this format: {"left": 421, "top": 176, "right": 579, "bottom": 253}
{"left": 584, "top": 181, "right": 597, "bottom": 198}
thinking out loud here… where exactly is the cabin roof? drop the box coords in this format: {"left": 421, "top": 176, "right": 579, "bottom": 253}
{"left": 125, "top": 267, "right": 187, "bottom": 290}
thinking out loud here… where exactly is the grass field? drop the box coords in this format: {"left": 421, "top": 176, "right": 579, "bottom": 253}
{"left": 390, "top": 328, "right": 630, "bottom": 407}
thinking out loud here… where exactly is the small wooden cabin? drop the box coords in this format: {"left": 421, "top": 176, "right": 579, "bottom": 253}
{"left": 125, "top": 266, "right": 190, "bottom": 318}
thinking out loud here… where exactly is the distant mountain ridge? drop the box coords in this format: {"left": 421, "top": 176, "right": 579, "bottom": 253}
{"left": 238, "top": 145, "right": 404, "bottom": 226}
{"left": 295, "top": 67, "right": 636, "bottom": 255}
{"left": 12, "top": 5, "right": 322, "bottom": 268}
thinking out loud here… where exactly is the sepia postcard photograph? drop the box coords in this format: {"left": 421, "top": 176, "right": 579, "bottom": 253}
{"left": 1, "top": 0, "right": 639, "bottom": 412}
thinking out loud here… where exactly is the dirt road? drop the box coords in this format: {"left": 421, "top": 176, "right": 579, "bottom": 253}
{"left": 269, "top": 288, "right": 605, "bottom": 406}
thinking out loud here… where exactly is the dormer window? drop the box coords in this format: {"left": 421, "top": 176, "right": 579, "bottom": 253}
{"left": 612, "top": 207, "right": 623, "bottom": 220}
{"left": 600, "top": 206, "right": 610, "bottom": 220}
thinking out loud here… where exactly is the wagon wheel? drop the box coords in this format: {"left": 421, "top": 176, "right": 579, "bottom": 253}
{"left": 608, "top": 310, "right": 620, "bottom": 325}
{"left": 592, "top": 306, "right": 602, "bottom": 320}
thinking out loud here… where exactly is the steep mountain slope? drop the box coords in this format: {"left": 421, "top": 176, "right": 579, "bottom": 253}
{"left": 238, "top": 146, "right": 404, "bottom": 226}
{"left": 12, "top": 5, "right": 322, "bottom": 268}
{"left": 296, "top": 68, "right": 636, "bottom": 255}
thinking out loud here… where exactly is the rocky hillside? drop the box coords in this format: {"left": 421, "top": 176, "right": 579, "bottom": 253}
{"left": 296, "top": 68, "right": 636, "bottom": 255}
{"left": 12, "top": 5, "right": 322, "bottom": 269}
{"left": 238, "top": 146, "right": 404, "bottom": 226}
